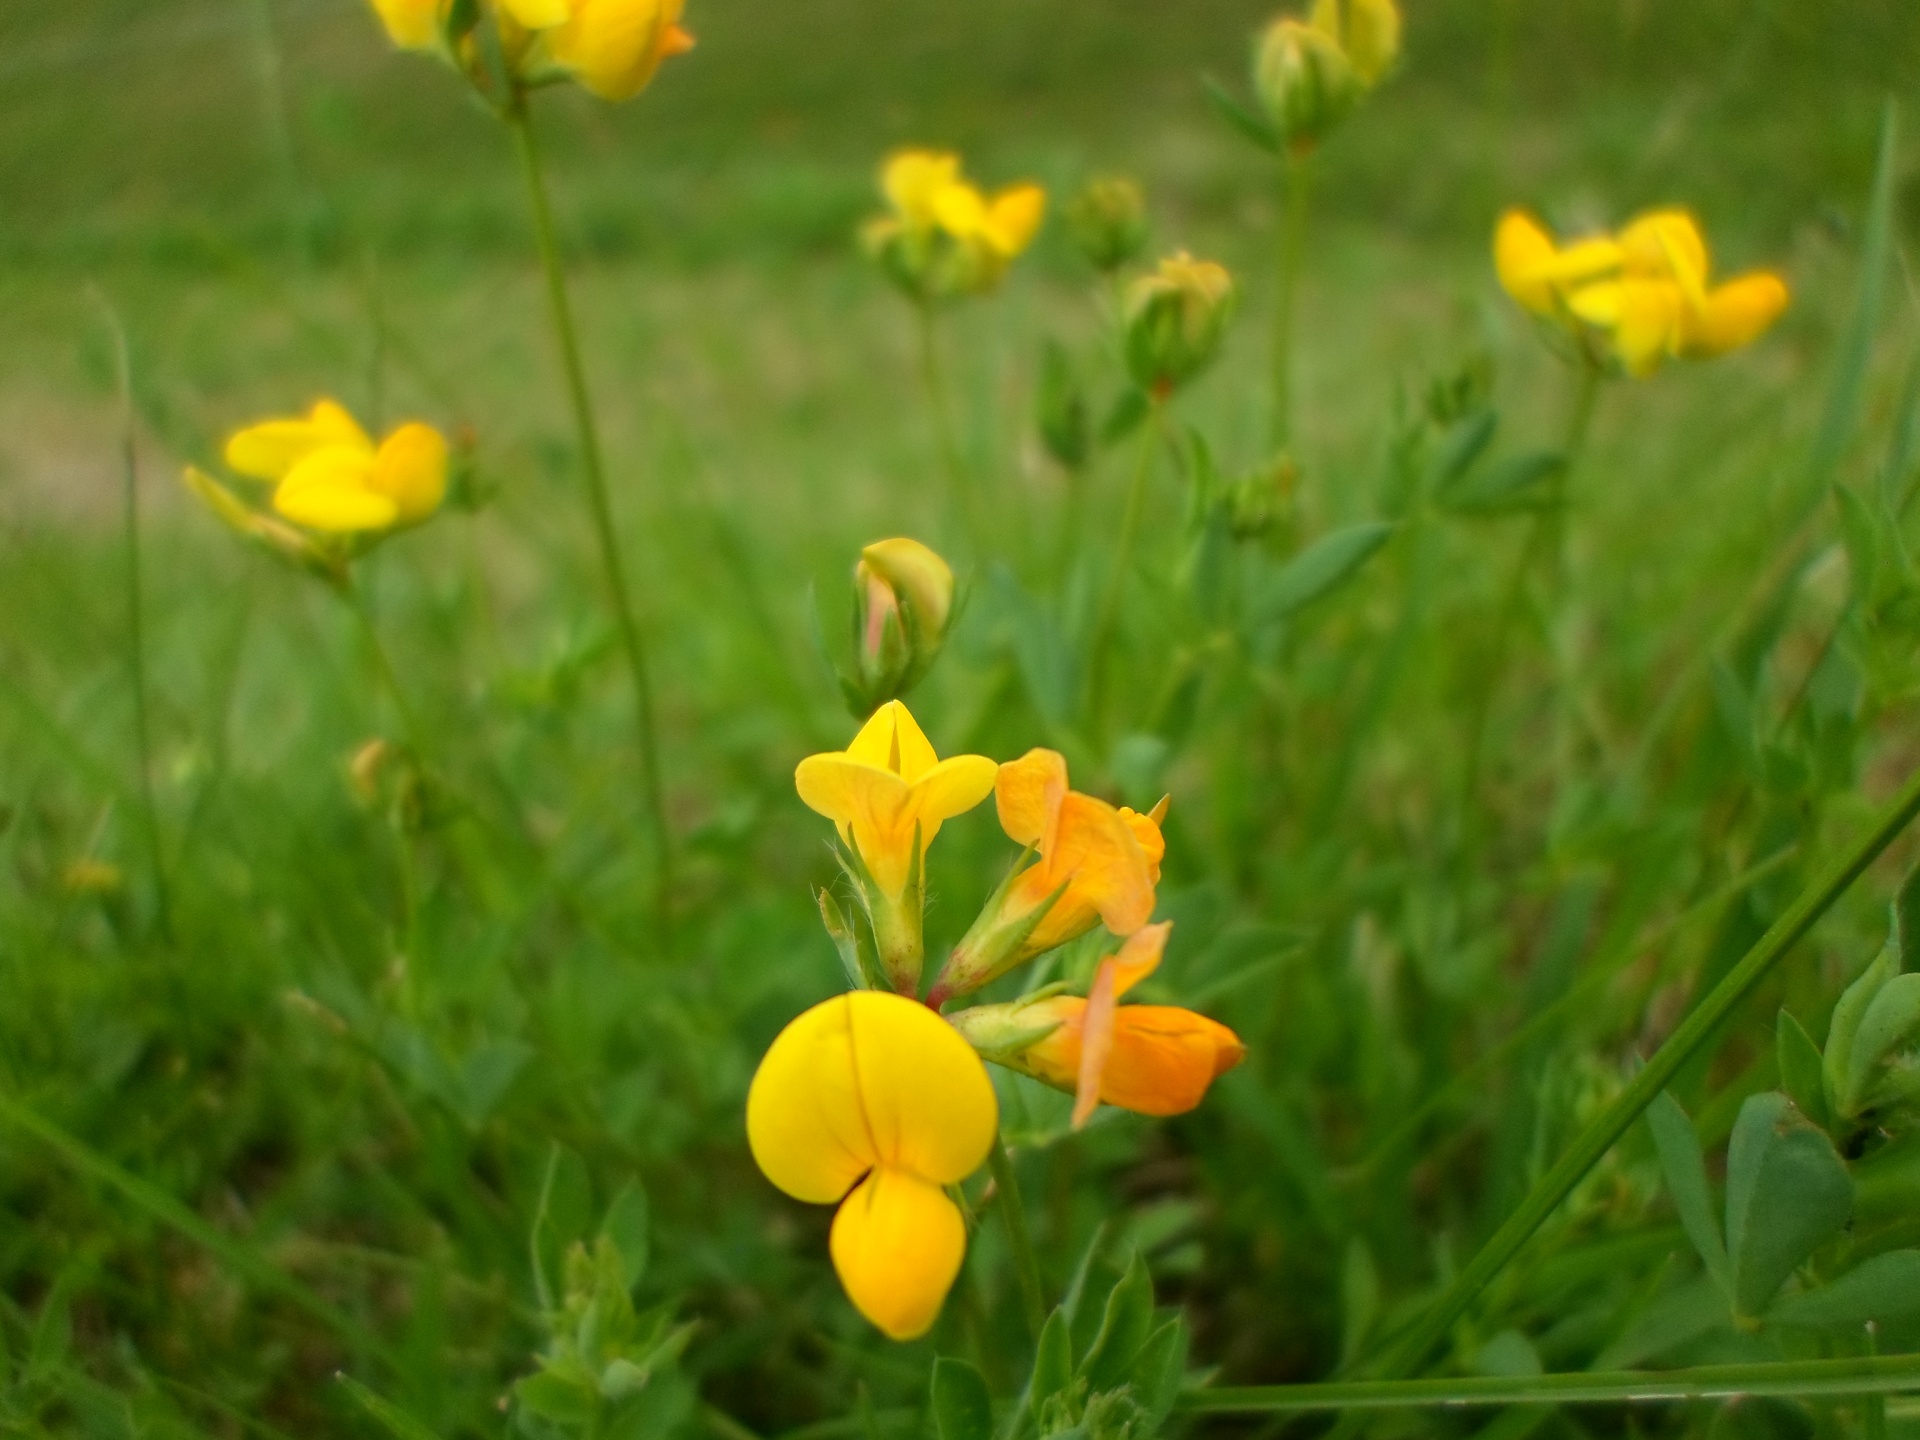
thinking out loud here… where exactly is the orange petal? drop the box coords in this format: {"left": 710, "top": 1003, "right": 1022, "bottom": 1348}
{"left": 996, "top": 749, "right": 1068, "bottom": 847}
{"left": 1110, "top": 921, "right": 1171, "bottom": 999}
{"left": 1074, "top": 958, "right": 1120, "bottom": 1130}
{"left": 1100, "top": 1007, "right": 1246, "bottom": 1116}
{"left": 1681, "top": 271, "right": 1789, "bottom": 359}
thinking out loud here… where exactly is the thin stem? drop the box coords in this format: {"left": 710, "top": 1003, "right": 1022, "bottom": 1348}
{"left": 1269, "top": 154, "right": 1312, "bottom": 454}
{"left": 96, "top": 297, "right": 173, "bottom": 944}
{"left": 344, "top": 579, "right": 426, "bottom": 755}
{"left": 1181, "top": 1352, "right": 1920, "bottom": 1416}
{"left": 508, "top": 99, "right": 674, "bottom": 946}
{"left": 1380, "top": 758, "right": 1920, "bottom": 1378}
{"left": 916, "top": 300, "right": 970, "bottom": 548}
{"left": 987, "top": 1139, "right": 1046, "bottom": 1341}
{"left": 1086, "top": 404, "right": 1162, "bottom": 728}
{"left": 1544, "top": 361, "right": 1604, "bottom": 584}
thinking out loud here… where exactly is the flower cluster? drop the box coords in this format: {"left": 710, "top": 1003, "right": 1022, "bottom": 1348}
{"left": 1496, "top": 207, "right": 1789, "bottom": 377}
{"left": 183, "top": 399, "right": 451, "bottom": 582}
{"left": 862, "top": 149, "right": 1048, "bottom": 302}
{"left": 749, "top": 680, "right": 1244, "bottom": 1340}
{"left": 366, "top": 0, "right": 694, "bottom": 104}
{"left": 1253, "top": 0, "right": 1402, "bottom": 154}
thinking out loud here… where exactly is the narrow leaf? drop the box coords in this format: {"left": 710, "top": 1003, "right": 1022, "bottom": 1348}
{"left": 1425, "top": 410, "right": 1498, "bottom": 492}
{"left": 931, "top": 1357, "right": 994, "bottom": 1440}
{"left": 1254, "top": 522, "right": 1395, "bottom": 626}
{"left": 1029, "top": 1307, "right": 1075, "bottom": 1421}
{"left": 1724, "top": 1092, "right": 1855, "bottom": 1317}
{"left": 601, "top": 1177, "right": 651, "bottom": 1290}
{"left": 1646, "top": 1091, "right": 1729, "bottom": 1291}
{"left": 1201, "top": 74, "right": 1281, "bottom": 154}
{"left": 1767, "top": 1250, "right": 1920, "bottom": 1331}
{"left": 337, "top": 1375, "right": 444, "bottom": 1440}
{"left": 1080, "top": 1252, "right": 1155, "bottom": 1393}
{"left": 1776, "top": 1010, "right": 1832, "bottom": 1134}
{"left": 1827, "top": 946, "right": 1899, "bottom": 1116}
{"left": 1441, "top": 450, "right": 1565, "bottom": 515}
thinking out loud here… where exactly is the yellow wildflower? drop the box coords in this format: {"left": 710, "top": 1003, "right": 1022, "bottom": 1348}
{"left": 538, "top": 0, "right": 696, "bottom": 102}
{"left": 1492, "top": 209, "right": 1624, "bottom": 323}
{"left": 1310, "top": 0, "right": 1402, "bottom": 88}
{"left": 747, "top": 991, "right": 997, "bottom": 1340}
{"left": 864, "top": 150, "right": 1046, "bottom": 299}
{"left": 1124, "top": 252, "right": 1237, "bottom": 395}
{"left": 222, "top": 400, "right": 449, "bottom": 534}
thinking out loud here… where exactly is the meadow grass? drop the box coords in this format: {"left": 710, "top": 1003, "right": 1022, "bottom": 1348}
{"left": 4, "top": 1, "right": 1920, "bottom": 1436}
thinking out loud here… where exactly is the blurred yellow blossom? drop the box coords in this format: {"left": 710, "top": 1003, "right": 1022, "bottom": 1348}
{"left": 365, "top": 0, "right": 692, "bottom": 102}
{"left": 1124, "top": 252, "right": 1237, "bottom": 395}
{"left": 223, "top": 400, "right": 449, "bottom": 534}
{"left": 367, "top": 0, "right": 444, "bottom": 49}
{"left": 1310, "top": 0, "right": 1402, "bottom": 87}
{"left": 864, "top": 149, "right": 1046, "bottom": 300}
{"left": 747, "top": 991, "right": 997, "bottom": 1339}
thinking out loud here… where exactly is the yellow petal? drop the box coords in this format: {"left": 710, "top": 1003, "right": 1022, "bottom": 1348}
{"left": 983, "top": 184, "right": 1047, "bottom": 257}
{"left": 843, "top": 700, "right": 939, "bottom": 782}
{"left": 1040, "top": 792, "right": 1155, "bottom": 936}
{"left": 1680, "top": 271, "right": 1789, "bottom": 359}
{"left": 931, "top": 182, "right": 990, "bottom": 243}
{"left": 882, "top": 150, "right": 962, "bottom": 228}
{"left": 224, "top": 399, "right": 371, "bottom": 482}
{"left": 745, "top": 995, "right": 880, "bottom": 1204}
{"left": 498, "top": 0, "right": 573, "bottom": 27}
{"left": 1620, "top": 208, "right": 1710, "bottom": 293}
{"left": 860, "top": 538, "right": 954, "bottom": 635}
{"left": 793, "top": 754, "right": 914, "bottom": 891}
{"left": 830, "top": 1167, "right": 966, "bottom": 1340}
{"left": 272, "top": 445, "right": 398, "bottom": 532}
{"left": 1603, "top": 279, "right": 1686, "bottom": 377}
{"left": 367, "top": 0, "right": 444, "bottom": 48}
{"left": 845, "top": 991, "right": 998, "bottom": 1185}
{"left": 1493, "top": 209, "right": 1560, "bottom": 316}
{"left": 1119, "top": 805, "right": 1167, "bottom": 881}
{"left": 369, "top": 422, "right": 448, "bottom": 525}
{"left": 995, "top": 749, "right": 1069, "bottom": 847}
{"left": 545, "top": 0, "right": 688, "bottom": 101}
{"left": 905, "top": 756, "right": 998, "bottom": 833}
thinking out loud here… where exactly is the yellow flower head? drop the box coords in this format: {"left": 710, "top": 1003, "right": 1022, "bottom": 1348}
{"left": 1492, "top": 209, "right": 1624, "bottom": 322}
{"left": 532, "top": 0, "right": 696, "bottom": 102}
{"left": 1566, "top": 207, "right": 1789, "bottom": 377}
{"left": 747, "top": 991, "right": 997, "bottom": 1340}
{"left": 882, "top": 150, "right": 964, "bottom": 232}
{"left": 1124, "top": 252, "right": 1237, "bottom": 395}
{"left": 221, "top": 399, "right": 449, "bottom": 534}
{"left": 866, "top": 150, "right": 1046, "bottom": 299}
{"left": 793, "top": 701, "right": 996, "bottom": 902}
{"left": 953, "top": 924, "right": 1245, "bottom": 1129}
{"left": 1310, "top": 0, "right": 1402, "bottom": 88}
{"left": 366, "top": 0, "right": 446, "bottom": 49}
{"left": 930, "top": 749, "right": 1162, "bottom": 1005}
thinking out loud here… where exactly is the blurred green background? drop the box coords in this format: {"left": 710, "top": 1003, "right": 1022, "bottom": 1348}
{"left": 5, "top": 0, "right": 1920, "bottom": 1436}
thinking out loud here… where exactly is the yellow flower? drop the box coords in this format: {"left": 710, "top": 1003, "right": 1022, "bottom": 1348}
{"left": 882, "top": 150, "right": 964, "bottom": 231}
{"left": 366, "top": 0, "right": 446, "bottom": 49}
{"left": 949, "top": 923, "right": 1246, "bottom": 1128}
{"left": 1567, "top": 208, "right": 1789, "bottom": 376}
{"left": 539, "top": 0, "right": 696, "bottom": 102}
{"left": 865, "top": 150, "right": 1046, "bottom": 299}
{"left": 747, "top": 991, "right": 998, "bottom": 1340}
{"left": 222, "top": 399, "right": 449, "bottom": 534}
{"left": 1253, "top": 18, "right": 1359, "bottom": 150}
{"left": 794, "top": 702, "right": 996, "bottom": 992}
{"left": 1492, "top": 209, "right": 1624, "bottom": 322}
{"left": 858, "top": 538, "right": 954, "bottom": 643}
{"left": 931, "top": 749, "right": 1162, "bottom": 1005}
{"left": 1310, "top": 0, "right": 1401, "bottom": 88}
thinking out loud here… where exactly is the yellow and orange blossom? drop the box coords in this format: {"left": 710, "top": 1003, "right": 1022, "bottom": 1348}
{"left": 365, "top": 0, "right": 694, "bottom": 102}
{"left": 930, "top": 749, "right": 1162, "bottom": 1005}
{"left": 747, "top": 991, "right": 997, "bottom": 1340}
{"left": 218, "top": 399, "right": 449, "bottom": 535}
{"left": 950, "top": 923, "right": 1245, "bottom": 1127}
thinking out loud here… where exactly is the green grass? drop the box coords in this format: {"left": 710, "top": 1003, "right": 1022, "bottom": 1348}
{"left": 5, "top": 0, "right": 1920, "bottom": 1436}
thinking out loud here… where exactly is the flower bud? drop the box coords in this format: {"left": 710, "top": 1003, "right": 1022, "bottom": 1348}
{"left": 1227, "top": 456, "right": 1298, "bottom": 541}
{"left": 1036, "top": 341, "right": 1093, "bottom": 472}
{"left": 1123, "top": 253, "right": 1236, "bottom": 397}
{"left": 850, "top": 538, "right": 954, "bottom": 709}
{"left": 1252, "top": 17, "right": 1360, "bottom": 152}
{"left": 1065, "top": 176, "right": 1149, "bottom": 275}
{"left": 1310, "top": 0, "right": 1402, "bottom": 88}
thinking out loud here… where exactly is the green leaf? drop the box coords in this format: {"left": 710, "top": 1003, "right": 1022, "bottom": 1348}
{"left": 1101, "top": 387, "right": 1151, "bottom": 445}
{"left": 1440, "top": 450, "right": 1565, "bottom": 515}
{"left": 1031, "top": 1306, "right": 1076, "bottom": 1420}
{"left": 1724, "top": 1092, "right": 1855, "bottom": 1318}
{"left": 1200, "top": 74, "right": 1280, "bottom": 154}
{"left": 1776, "top": 1010, "right": 1832, "bottom": 1133}
{"left": 1767, "top": 1250, "right": 1920, "bottom": 1331}
{"left": 1836, "top": 485, "right": 1882, "bottom": 604}
{"left": 1826, "top": 946, "right": 1898, "bottom": 1118}
{"left": 1879, "top": 352, "right": 1920, "bottom": 512}
{"left": 1080, "top": 1252, "right": 1155, "bottom": 1393}
{"left": 1253, "top": 522, "right": 1395, "bottom": 626}
{"left": 516, "top": 1368, "right": 599, "bottom": 1424}
{"left": 453, "top": 1038, "right": 532, "bottom": 1130}
{"left": 1646, "top": 1091, "right": 1729, "bottom": 1291}
{"left": 1895, "top": 864, "right": 1920, "bottom": 967}
{"left": 1338, "top": 1238, "right": 1380, "bottom": 1369}
{"left": 337, "top": 1375, "right": 443, "bottom": 1440}
{"left": 1843, "top": 972, "right": 1920, "bottom": 1112}
{"left": 601, "top": 1178, "right": 650, "bottom": 1291}
{"left": 931, "top": 1357, "right": 994, "bottom": 1440}
{"left": 1131, "top": 1317, "right": 1189, "bottom": 1431}
{"left": 1424, "top": 409, "right": 1498, "bottom": 493}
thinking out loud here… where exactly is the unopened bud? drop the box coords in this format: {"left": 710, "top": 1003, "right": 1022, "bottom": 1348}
{"left": 1253, "top": 17, "right": 1361, "bottom": 152}
{"left": 1124, "top": 253, "right": 1237, "bottom": 396}
{"left": 849, "top": 538, "right": 955, "bottom": 710}
{"left": 1066, "top": 176, "right": 1149, "bottom": 275}
{"left": 1037, "top": 342, "right": 1093, "bottom": 472}
{"left": 349, "top": 738, "right": 393, "bottom": 804}
{"left": 1310, "top": 0, "right": 1402, "bottom": 88}
{"left": 1228, "top": 456, "right": 1298, "bottom": 541}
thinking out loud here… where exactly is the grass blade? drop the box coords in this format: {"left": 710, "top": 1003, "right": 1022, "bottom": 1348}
{"left": 337, "top": 1374, "right": 444, "bottom": 1439}
{"left": 1182, "top": 1352, "right": 1920, "bottom": 1414}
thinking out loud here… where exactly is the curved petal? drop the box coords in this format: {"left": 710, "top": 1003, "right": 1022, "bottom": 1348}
{"left": 1110, "top": 921, "right": 1172, "bottom": 999}
{"left": 883, "top": 151, "right": 962, "bottom": 228}
{"left": 1571, "top": 278, "right": 1684, "bottom": 378}
{"left": 745, "top": 995, "right": 877, "bottom": 1204}
{"left": 548, "top": 0, "right": 684, "bottom": 101}
{"left": 906, "top": 755, "right": 998, "bottom": 830}
{"left": 1494, "top": 209, "right": 1559, "bottom": 315}
{"left": 931, "top": 182, "right": 990, "bottom": 241}
{"left": 847, "top": 992, "right": 997, "bottom": 1186}
{"left": 1048, "top": 791, "right": 1155, "bottom": 936}
{"left": 1120, "top": 805, "right": 1167, "bottom": 881}
{"left": 996, "top": 749, "right": 1068, "bottom": 846}
{"left": 273, "top": 446, "right": 396, "bottom": 532}
{"left": 368, "top": 0, "right": 445, "bottom": 49}
{"left": 370, "top": 422, "right": 449, "bottom": 524}
{"left": 860, "top": 538, "right": 954, "bottom": 635}
{"left": 224, "top": 399, "right": 371, "bottom": 482}
{"left": 1074, "top": 957, "right": 1121, "bottom": 1130}
{"left": 1101, "top": 1008, "right": 1247, "bottom": 1116}
{"left": 794, "top": 754, "right": 910, "bottom": 828}
{"left": 844, "top": 700, "right": 938, "bottom": 781}
{"left": 1620, "top": 208, "right": 1710, "bottom": 293}
{"left": 1681, "top": 272, "right": 1789, "bottom": 359}
{"left": 984, "top": 184, "right": 1046, "bottom": 257}
{"left": 498, "top": 0, "right": 573, "bottom": 27}
{"left": 830, "top": 1167, "right": 966, "bottom": 1340}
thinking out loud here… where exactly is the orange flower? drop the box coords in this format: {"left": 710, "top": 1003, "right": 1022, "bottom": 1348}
{"left": 949, "top": 923, "right": 1245, "bottom": 1128}
{"left": 929, "top": 748, "right": 1163, "bottom": 1004}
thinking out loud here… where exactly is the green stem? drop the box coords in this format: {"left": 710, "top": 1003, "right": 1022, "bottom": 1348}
{"left": 1269, "top": 154, "right": 1312, "bottom": 454}
{"left": 344, "top": 579, "right": 426, "bottom": 756}
{"left": 1380, "top": 758, "right": 1920, "bottom": 1378}
{"left": 987, "top": 1139, "right": 1046, "bottom": 1341}
{"left": 1182, "top": 1352, "right": 1920, "bottom": 1416}
{"left": 509, "top": 98, "right": 674, "bottom": 946}
{"left": 1545, "top": 361, "right": 1604, "bottom": 584}
{"left": 1087, "top": 405, "right": 1162, "bottom": 730}
{"left": 916, "top": 300, "right": 970, "bottom": 548}
{"left": 97, "top": 297, "right": 172, "bottom": 944}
